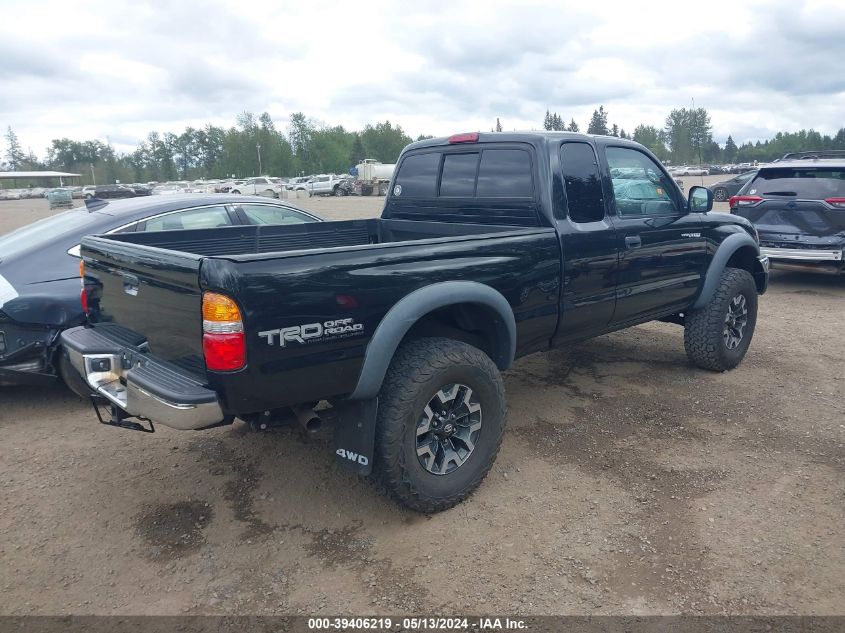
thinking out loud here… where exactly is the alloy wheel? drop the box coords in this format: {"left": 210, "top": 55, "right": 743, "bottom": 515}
{"left": 724, "top": 293, "right": 748, "bottom": 350}
{"left": 416, "top": 383, "right": 482, "bottom": 475}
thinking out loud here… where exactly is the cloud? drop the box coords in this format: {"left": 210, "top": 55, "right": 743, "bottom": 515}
{"left": 1, "top": 0, "right": 843, "bottom": 157}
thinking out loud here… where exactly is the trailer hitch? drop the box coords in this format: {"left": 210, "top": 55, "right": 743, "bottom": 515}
{"left": 89, "top": 394, "right": 155, "bottom": 433}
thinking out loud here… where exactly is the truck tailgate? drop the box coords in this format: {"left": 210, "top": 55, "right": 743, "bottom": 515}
{"left": 82, "top": 235, "right": 205, "bottom": 370}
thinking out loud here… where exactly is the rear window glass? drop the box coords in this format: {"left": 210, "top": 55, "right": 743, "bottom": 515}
{"left": 395, "top": 152, "right": 440, "bottom": 197}
{"left": 751, "top": 168, "right": 845, "bottom": 199}
{"left": 476, "top": 149, "right": 533, "bottom": 197}
{"left": 394, "top": 147, "right": 534, "bottom": 199}
{"left": 440, "top": 153, "right": 478, "bottom": 197}
{"left": 0, "top": 208, "right": 99, "bottom": 259}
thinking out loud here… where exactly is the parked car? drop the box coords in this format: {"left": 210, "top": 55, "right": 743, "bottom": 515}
{"left": 730, "top": 154, "right": 845, "bottom": 274}
{"left": 303, "top": 174, "right": 349, "bottom": 197}
{"left": 0, "top": 195, "right": 321, "bottom": 388}
{"left": 83, "top": 184, "right": 136, "bottom": 200}
{"left": 708, "top": 170, "right": 758, "bottom": 202}
{"left": 61, "top": 132, "right": 768, "bottom": 512}
{"left": 230, "top": 177, "right": 283, "bottom": 197}
{"left": 128, "top": 184, "right": 153, "bottom": 196}
{"left": 285, "top": 176, "right": 313, "bottom": 191}
{"left": 671, "top": 166, "right": 709, "bottom": 176}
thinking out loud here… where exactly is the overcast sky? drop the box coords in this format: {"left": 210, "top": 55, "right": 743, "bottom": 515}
{"left": 2, "top": 0, "right": 843, "bottom": 157}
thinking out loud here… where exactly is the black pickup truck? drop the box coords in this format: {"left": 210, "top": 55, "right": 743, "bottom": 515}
{"left": 61, "top": 132, "right": 769, "bottom": 512}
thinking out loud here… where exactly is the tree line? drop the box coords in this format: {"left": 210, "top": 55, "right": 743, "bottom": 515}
{"left": 4, "top": 107, "right": 845, "bottom": 186}
{"left": 2, "top": 113, "right": 427, "bottom": 185}
{"left": 539, "top": 105, "right": 845, "bottom": 165}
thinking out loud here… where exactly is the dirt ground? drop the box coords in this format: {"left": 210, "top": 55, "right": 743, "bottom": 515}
{"left": 0, "top": 190, "right": 843, "bottom": 616}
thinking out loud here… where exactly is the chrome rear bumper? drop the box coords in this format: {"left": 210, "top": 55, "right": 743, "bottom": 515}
{"left": 61, "top": 326, "right": 224, "bottom": 430}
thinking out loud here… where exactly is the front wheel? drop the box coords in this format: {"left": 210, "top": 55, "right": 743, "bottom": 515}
{"left": 713, "top": 187, "right": 728, "bottom": 202}
{"left": 334, "top": 185, "right": 347, "bottom": 197}
{"left": 684, "top": 267, "right": 758, "bottom": 371}
{"left": 231, "top": 189, "right": 241, "bottom": 195}
{"left": 374, "top": 337, "right": 506, "bottom": 512}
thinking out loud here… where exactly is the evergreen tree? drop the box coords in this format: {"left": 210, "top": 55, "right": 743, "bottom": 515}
{"left": 568, "top": 119, "right": 579, "bottom": 133}
{"left": 723, "top": 135, "right": 738, "bottom": 162}
{"left": 349, "top": 133, "right": 366, "bottom": 166}
{"left": 4, "top": 126, "right": 25, "bottom": 170}
{"left": 611, "top": 123, "right": 619, "bottom": 137}
{"left": 619, "top": 128, "right": 628, "bottom": 139}
{"left": 587, "top": 106, "right": 609, "bottom": 135}
{"left": 543, "top": 110, "right": 553, "bottom": 131}
{"left": 495, "top": 118, "right": 503, "bottom": 132}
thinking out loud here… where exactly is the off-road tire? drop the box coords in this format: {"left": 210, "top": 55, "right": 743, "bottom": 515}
{"left": 374, "top": 337, "right": 506, "bottom": 513}
{"left": 684, "top": 267, "right": 758, "bottom": 371}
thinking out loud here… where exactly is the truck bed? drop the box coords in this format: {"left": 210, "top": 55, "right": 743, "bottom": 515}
{"left": 80, "top": 217, "right": 561, "bottom": 402}
{"left": 92, "top": 218, "right": 527, "bottom": 258}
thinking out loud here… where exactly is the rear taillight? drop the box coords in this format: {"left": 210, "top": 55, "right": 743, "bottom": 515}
{"left": 825, "top": 197, "right": 845, "bottom": 208}
{"left": 729, "top": 195, "right": 763, "bottom": 208}
{"left": 448, "top": 132, "right": 479, "bottom": 144}
{"left": 202, "top": 292, "right": 245, "bottom": 371}
{"left": 79, "top": 260, "right": 88, "bottom": 315}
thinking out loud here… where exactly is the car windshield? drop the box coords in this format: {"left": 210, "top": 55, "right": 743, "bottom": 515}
{"left": 751, "top": 168, "right": 845, "bottom": 198}
{"left": 0, "top": 208, "right": 100, "bottom": 260}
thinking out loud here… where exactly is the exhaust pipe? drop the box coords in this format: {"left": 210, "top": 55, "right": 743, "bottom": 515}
{"left": 292, "top": 404, "right": 322, "bottom": 433}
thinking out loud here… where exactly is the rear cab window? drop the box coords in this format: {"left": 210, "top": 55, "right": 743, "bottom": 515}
{"left": 747, "top": 167, "right": 845, "bottom": 199}
{"left": 389, "top": 143, "right": 537, "bottom": 225}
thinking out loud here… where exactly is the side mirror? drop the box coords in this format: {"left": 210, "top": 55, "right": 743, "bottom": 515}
{"left": 688, "top": 186, "right": 713, "bottom": 213}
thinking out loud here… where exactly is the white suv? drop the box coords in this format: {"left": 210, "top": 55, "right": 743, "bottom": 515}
{"left": 230, "top": 177, "right": 283, "bottom": 197}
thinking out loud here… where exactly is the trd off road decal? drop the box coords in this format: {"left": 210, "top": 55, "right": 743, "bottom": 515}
{"left": 258, "top": 318, "right": 364, "bottom": 347}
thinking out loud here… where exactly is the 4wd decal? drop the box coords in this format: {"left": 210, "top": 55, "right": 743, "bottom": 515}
{"left": 258, "top": 318, "right": 364, "bottom": 347}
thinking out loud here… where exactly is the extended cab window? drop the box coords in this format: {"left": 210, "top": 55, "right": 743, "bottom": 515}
{"left": 560, "top": 142, "right": 605, "bottom": 223}
{"left": 606, "top": 147, "right": 678, "bottom": 216}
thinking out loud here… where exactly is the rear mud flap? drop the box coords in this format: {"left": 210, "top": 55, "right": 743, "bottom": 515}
{"left": 332, "top": 398, "right": 377, "bottom": 475}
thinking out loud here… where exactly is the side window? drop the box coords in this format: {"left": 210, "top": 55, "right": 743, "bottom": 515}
{"left": 606, "top": 147, "right": 679, "bottom": 217}
{"left": 560, "top": 142, "right": 605, "bottom": 223}
{"left": 240, "top": 204, "right": 314, "bottom": 225}
{"left": 141, "top": 206, "right": 233, "bottom": 232}
{"left": 394, "top": 152, "right": 441, "bottom": 197}
{"left": 476, "top": 149, "right": 533, "bottom": 197}
{"left": 439, "top": 153, "right": 479, "bottom": 197}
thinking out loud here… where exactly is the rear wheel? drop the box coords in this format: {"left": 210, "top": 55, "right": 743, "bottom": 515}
{"left": 374, "top": 337, "right": 506, "bottom": 512}
{"left": 231, "top": 189, "right": 241, "bottom": 195}
{"left": 713, "top": 187, "right": 728, "bottom": 202}
{"left": 684, "top": 267, "right": 758, "bottom": 371}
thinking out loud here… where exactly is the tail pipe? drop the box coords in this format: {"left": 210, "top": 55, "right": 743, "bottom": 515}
{"left": 292, "top": 404, "right": 322, "bottom": 433}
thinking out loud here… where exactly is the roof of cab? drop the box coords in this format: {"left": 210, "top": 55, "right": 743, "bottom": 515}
{"left": 404, "top": 131, "right": 643, "bottom": 153}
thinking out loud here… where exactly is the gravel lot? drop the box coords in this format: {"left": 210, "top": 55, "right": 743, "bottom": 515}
{"left": 0, "top": 189, "right": 843, "bottom": 616}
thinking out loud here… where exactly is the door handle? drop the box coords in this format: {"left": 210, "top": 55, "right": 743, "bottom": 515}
{"left": 625, "top": 235, "right": 642, "bottom": 249}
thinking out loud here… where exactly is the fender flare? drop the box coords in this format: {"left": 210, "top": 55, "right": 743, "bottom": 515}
{"left": 693, "top": 232, "right": 760, "bottom": 309}
{"left": 348, "top": 281, "right": 517, "bottom": 400}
